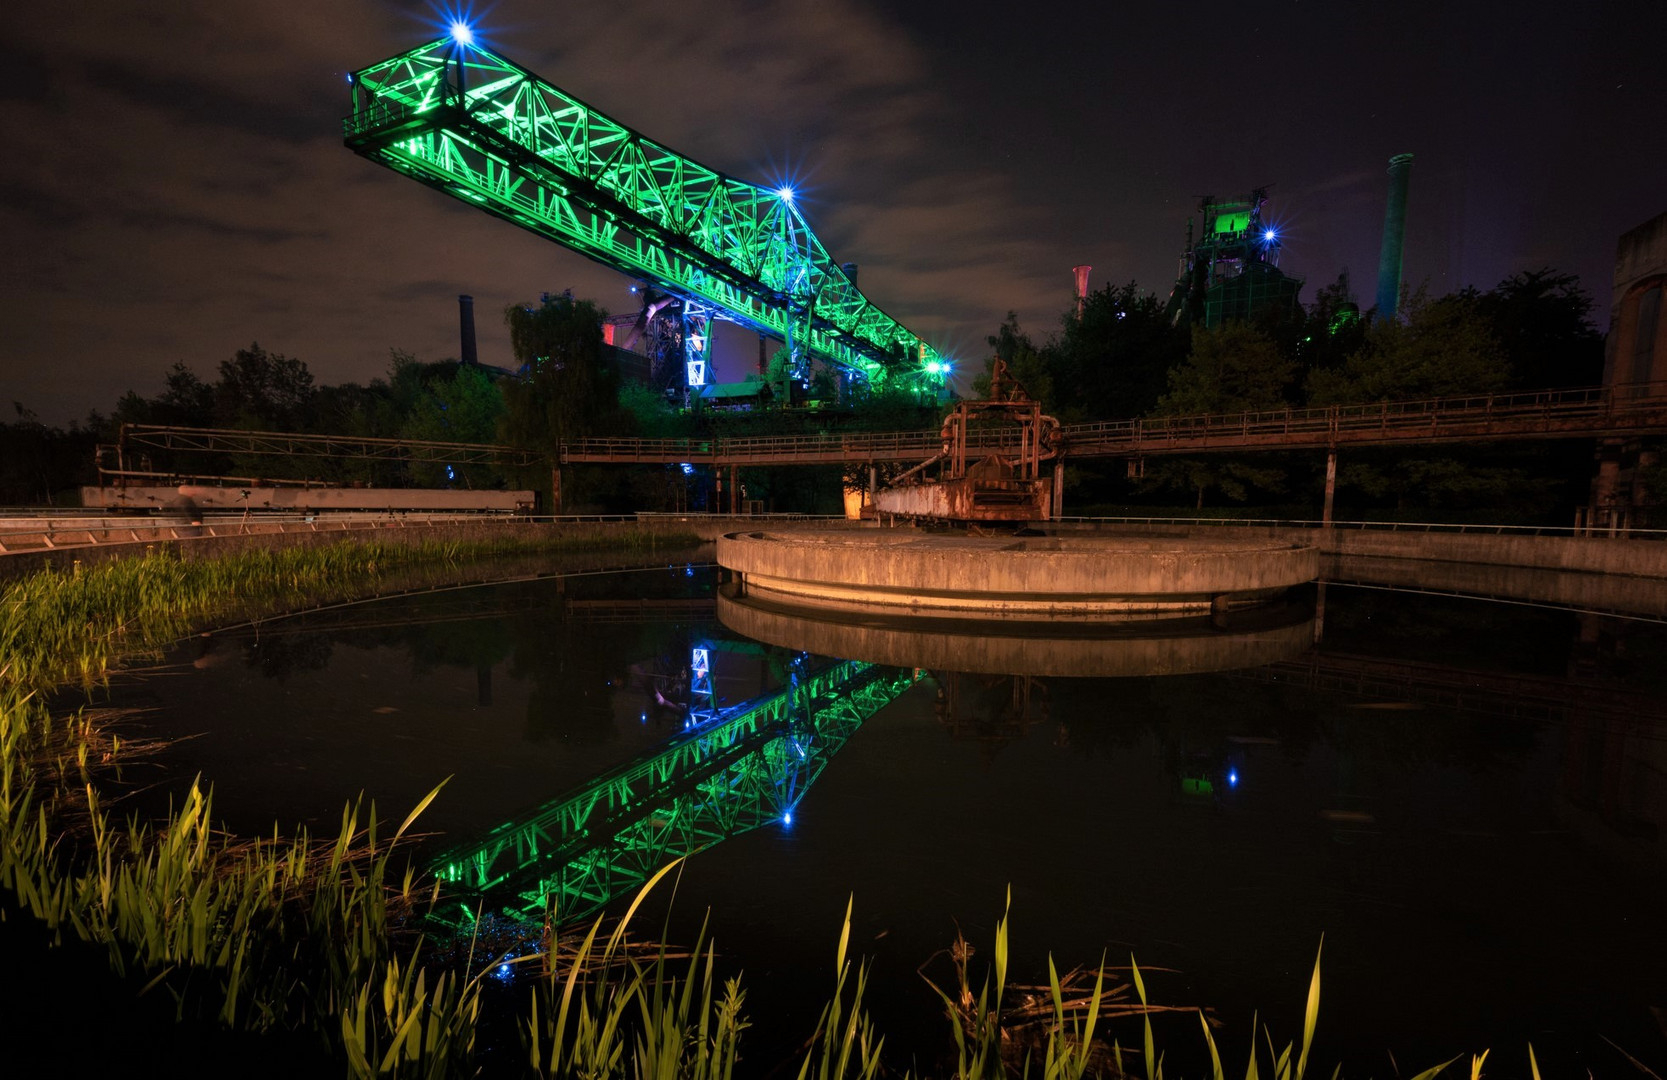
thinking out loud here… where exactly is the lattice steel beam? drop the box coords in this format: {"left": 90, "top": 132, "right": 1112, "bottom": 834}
{"left": 430, "top": 660, "right": 915, "bottom": 925}
{"left": 343, "top": 36, "right": 946, "bottom": 389}
{"left": 118, "top": 424, "right": 542, "bottom": 468}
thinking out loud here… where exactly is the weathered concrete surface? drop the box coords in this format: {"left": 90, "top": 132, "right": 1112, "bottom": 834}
{"left": 718, "top": 585, "right": 1314, "bottom": 676}
{"left": 1328, "top": 554, "right": 1667, "bottom": 616}
{"left": 718, "top": 530, "right": 1317, "bottom": 617}
{"left": 1051, "top": 522, "right": 1667, "bottom": 579}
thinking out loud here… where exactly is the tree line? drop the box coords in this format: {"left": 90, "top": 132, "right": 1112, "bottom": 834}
{"left": 988, "top": 269, "right": 1609, "bottom": 517}
{"left": 0, "top": 270, "right": 1619, "bottom": 519}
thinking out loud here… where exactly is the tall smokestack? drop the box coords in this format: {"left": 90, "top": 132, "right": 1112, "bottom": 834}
{"left": 458, "top": 294, "right": 478, "bottom": 366}
{"left": 1072, "top": 265, "right": 1091, "bottom": 318}
{"left": 1374, "top": 154, "right": 1414, "bottom": 320}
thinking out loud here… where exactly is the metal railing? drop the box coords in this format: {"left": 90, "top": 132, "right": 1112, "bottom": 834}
{"left": 562, "top": 382, "right": 1667, "bottom": 464}
{"left": 1050, "top": 515, "right": 1667, "bottom": 540}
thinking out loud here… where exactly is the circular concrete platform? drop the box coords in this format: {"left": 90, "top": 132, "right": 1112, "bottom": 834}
{"left": 717, "top": 529, "right": 1318, "bottom": 620}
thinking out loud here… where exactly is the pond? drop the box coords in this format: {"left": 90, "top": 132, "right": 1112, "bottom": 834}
{"left": 109, "top": 554, "right": 1667, "bottom": 1076}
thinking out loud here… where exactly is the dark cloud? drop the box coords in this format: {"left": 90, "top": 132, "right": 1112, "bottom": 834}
{"left": 2, "top": 0, "right": 1662, "bottom": 423}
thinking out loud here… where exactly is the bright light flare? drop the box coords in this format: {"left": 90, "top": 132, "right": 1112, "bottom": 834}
{"left": 449, "top": 20, "right": 474, "bottom": 45}
{"left": 776, "top": 186, "right": 795, "bottom": 203}
{"left": 1263, "top": 229, "right": 1277, "bottom": 242}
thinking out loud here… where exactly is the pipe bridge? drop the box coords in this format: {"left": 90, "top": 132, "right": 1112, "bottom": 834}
{"left": 429, "top": 659, "right": 916, "bottom": 925}
{"left": 561, "top": 383, "right": 1667, "bottom": 466}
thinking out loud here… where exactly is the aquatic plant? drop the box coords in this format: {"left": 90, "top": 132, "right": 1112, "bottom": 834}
{"left": 0, "top": 527, "right": 697, "bottom": 694}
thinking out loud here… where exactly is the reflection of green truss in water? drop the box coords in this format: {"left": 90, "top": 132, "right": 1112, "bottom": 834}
{"left": 431, "top": 660, "right": 916, "bottom": 925}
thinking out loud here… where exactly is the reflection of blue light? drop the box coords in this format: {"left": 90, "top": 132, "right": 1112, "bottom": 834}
{"left": 684, "top": 564, "right": 694, "bottom": 578}
{"left": 639, "top": 712, "right": 647, "bottom": 723}
{"left": 450, "top": 21, "right": 474, "bottom": 45}
{"left": 446, "top": 465, "right": 456, "bottom": 480}
{"left": 1228, "top": 770, "right": 1239, "bottom": 787}
{"left": 494, "top": 962, "right": 512, "bottom": 981}
{"left": 680, "top": 463, "right": 694, "bottom": 475}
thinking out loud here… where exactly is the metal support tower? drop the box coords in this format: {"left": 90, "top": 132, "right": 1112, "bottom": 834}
{"left": 343, "top": 32, "right": 948, "bottom": 392}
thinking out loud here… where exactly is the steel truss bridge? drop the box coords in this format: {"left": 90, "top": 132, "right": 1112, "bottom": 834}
{"left": 104, "top": 423, "right": 541, "bottom": 479}
{"left": 429, "top": 659, "right": 916, "bottom": 925}
{"left": 561, "top": 383, "right": 1667, "bottom": 466}
{"left": 343, "top": 34, "right": 945, "bottom": 390}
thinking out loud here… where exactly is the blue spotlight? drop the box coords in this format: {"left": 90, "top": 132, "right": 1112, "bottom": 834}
{"left": 1263, "top": 229, "right": 1277, "bottom": 243}
{"left": 783, "top": 811, "right": 794, "bottom": 826}
{"left": 776, "top": 186, "right": 795, "bottom": 203}
{"left": 1227, "top": 769, "right": 1239, "bottom": 787}
{"left": 449, "top": 21, "right": 474, "bottom": 46}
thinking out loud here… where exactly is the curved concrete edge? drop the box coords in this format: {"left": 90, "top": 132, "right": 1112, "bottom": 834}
{"left": 718, "top": 530, "right": 1317, "bottom": 618}
{"left": 717, "top": 587, "right": 1315, "bottom": 677}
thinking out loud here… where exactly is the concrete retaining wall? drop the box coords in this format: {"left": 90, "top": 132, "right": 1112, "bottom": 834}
{"left": 719, "top": 531, "right": 1318, "bottom": 617}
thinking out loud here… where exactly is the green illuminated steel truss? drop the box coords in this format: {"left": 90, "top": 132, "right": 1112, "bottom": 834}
{"left": 343, "top": 38, "right": 944, "bottom": 386}
{"left": 430, "top": 660, "right": 915, "bottom": 925}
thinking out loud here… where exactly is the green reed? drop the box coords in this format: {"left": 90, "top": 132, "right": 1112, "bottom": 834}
{"left": 0, "top": 526, "right": 696, "bottom": 695}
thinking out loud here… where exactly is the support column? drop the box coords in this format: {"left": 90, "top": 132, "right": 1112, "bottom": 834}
{"left": 1313, "top": 581, "right": 1327, "bottom": 645}
{"left": 869, "top": 465, "right": 878, "bottom": 508}
{"left": 730, "top": 466, "right": 740, "bottom": 515}
{"left": 1322, "top": 449, "right": 1337, "bottom": 526}
{"left": 551, "top": 465, "right": 563, "bottom": 515}
{"left": 714, "top": 468, "right": 723, "bottom": 516}
{"left": 1051, "top": 460, "right": 1065, "bottom": 520}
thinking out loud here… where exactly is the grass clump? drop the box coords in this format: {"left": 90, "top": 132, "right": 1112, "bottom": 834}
{"left": 0, "top": 528, "right": 696, "bottom": 694}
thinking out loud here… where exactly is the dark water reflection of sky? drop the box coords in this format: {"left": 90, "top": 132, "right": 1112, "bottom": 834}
{"left": 107, "top": 562, "right": 1667, "bottom": 1076}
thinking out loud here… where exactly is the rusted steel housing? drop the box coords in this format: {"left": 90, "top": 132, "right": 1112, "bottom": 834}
{"left": 874, "top": 360, "right": 1061, "bottom": 523}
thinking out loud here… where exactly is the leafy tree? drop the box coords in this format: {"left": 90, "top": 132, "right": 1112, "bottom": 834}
{"left": 1049, "top": 283, "right": 1187, "bottom": 421}
{"left": 1140, "top": 324, "right": 1295, "bottom": 508}
{"left": 1293, "top": 271, "right": 1368, "bottom": 378}
{"left": 401, "top": 364, "right": 507, "bottom": 487}
{"left": 1156, "top": 322, "right": 1297, "bottom": 415}
{"left": 213, "top": 343, "right": 316, "bottom": 429}
{"left": 1307, "top": 287, "right": 1508, "bottom": 404}
{"left": 1475, "top": 269, "right": 1604, "bottom": 390}
{"left": 500, "top": 292, "right": 618, "bottom": 507}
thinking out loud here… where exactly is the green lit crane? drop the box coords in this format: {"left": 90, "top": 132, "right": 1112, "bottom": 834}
{"left": 342, "top": 27, "right": 950, "bottom": 393}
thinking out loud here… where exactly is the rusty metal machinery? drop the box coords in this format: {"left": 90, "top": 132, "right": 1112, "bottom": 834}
{"left": 873, "top": 359, "right": 1062, "bottom": 524}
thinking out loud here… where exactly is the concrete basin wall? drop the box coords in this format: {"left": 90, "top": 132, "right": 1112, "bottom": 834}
{"left": 718, "top": 531, "right": 1317, "bottom": 617}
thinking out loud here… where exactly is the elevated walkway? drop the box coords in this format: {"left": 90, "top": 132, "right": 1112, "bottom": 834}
{"left": 562, "top": 384, "right": 1667, "bottom": 465}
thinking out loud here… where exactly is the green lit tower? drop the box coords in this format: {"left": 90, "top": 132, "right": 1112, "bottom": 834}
{"left": 1167, "top": 187, "right": 1304, "bottom": 328}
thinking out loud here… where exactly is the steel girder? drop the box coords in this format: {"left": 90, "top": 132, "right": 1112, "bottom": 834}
{"left": 118, "top": 423, "right": 542, "bottom": 468}
{"left": 430, "top": 660, "right": 915, "bottom": 925}
{"left": 343, "top": 38, "right": 943, "bottom": 389}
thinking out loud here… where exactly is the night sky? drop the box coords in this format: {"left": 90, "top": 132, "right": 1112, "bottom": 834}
{"left": 3, "top": 0, "right": 1663, "bottom": 425}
